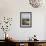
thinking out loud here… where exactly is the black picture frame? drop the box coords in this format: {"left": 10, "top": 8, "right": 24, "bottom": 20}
{"left": 20, "top": 12, "right": 32, "bottom": 28}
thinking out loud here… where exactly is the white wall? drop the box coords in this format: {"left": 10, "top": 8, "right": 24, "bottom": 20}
{"left": 44, "top": 15, "right": 46, "bottom": 39}
{"left": 0, "top": 0, "right": 46, "bottom": 40}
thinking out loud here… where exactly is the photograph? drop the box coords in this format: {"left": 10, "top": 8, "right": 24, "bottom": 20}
{"left": 20, "top": 12, "right": 32, "bottom": 28}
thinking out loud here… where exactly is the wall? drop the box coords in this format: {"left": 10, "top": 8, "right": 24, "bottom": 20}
{"left": 44, "top": 15, "right": 46, "bottom": 40}
{"left": 0, "top": 0, "right": 46, "bottom": 40}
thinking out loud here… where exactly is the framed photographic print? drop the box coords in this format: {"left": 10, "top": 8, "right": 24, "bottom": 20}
{"left": 20, "top": 12, "right": 32, "bottom": 28}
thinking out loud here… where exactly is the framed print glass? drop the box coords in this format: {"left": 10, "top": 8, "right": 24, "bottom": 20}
{"left": 20, "top": 12, "right": 32, "bottom": 28}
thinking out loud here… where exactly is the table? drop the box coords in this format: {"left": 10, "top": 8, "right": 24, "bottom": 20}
{"left": 5, "top": 39, "right": 46, "bottom": 46}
